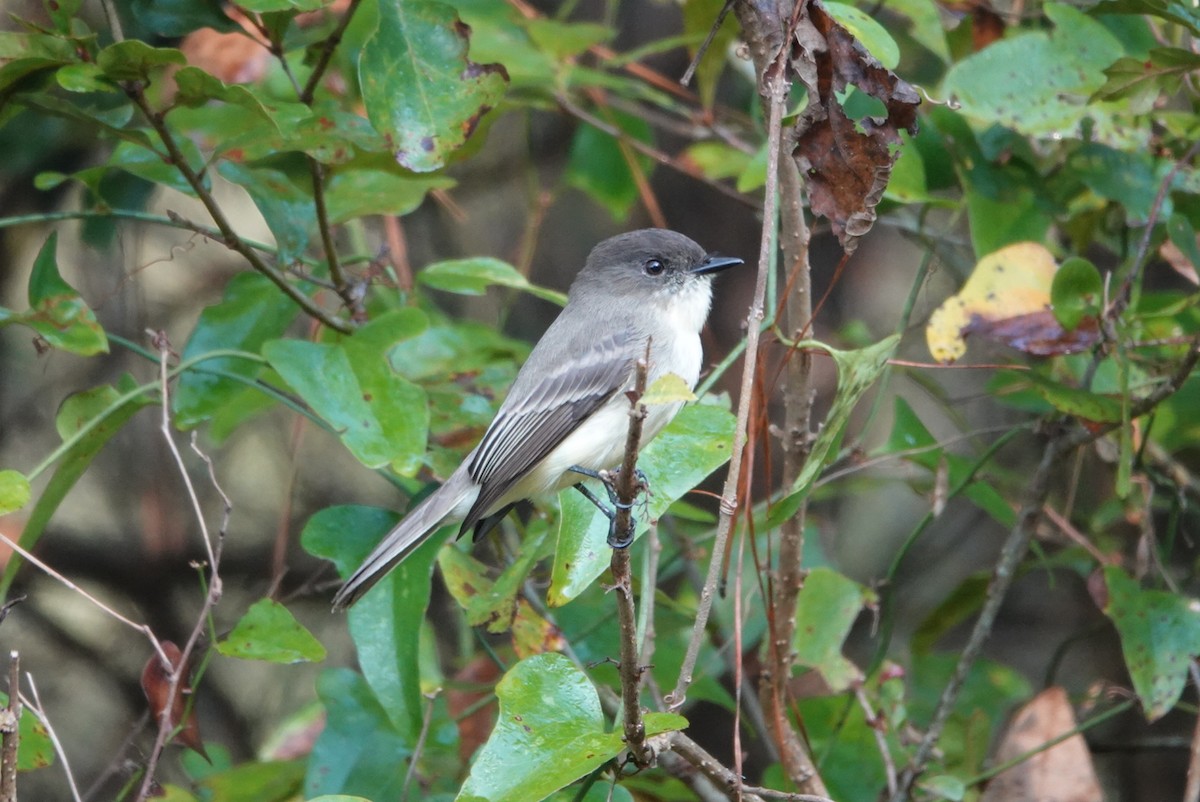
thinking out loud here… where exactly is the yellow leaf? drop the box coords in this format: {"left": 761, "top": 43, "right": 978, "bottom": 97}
{"left": 642, "top": 373, "right": 697, "bottom": 405}
{"left": 926, "top": 242, "right": 1057, "bottom": 363}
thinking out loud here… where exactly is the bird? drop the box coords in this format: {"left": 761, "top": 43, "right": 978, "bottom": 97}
{"left": 332, "top": 228, "right": 742, "bottom": 609}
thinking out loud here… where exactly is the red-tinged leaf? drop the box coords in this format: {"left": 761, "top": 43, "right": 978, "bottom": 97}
{"left": 141, "top": 642, "right": 208, "bottom": 760}
{"left": 446, "top": 655, "right": 500, "bottom": 763}
{"left": 965, "top": 310, "right": 1101, "bottom": 357}
{"left": 789, "top": 0, "right": 920, "bottom": 254}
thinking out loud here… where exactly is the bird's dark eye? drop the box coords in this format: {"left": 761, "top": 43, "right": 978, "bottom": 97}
{"left": 643, "top": 259, "right": 665, "bottom": 276}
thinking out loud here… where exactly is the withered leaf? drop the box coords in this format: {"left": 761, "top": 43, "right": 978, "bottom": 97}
{"left": 790, "top": 0, "right": 920, "bottom": 254}
{"left": 140, "top": 641, "right": 208, "bottom": 760}
{"left": 965, "top": 310, "right": 1101, "bottom": 357}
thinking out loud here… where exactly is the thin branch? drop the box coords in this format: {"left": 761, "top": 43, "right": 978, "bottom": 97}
{"left": 667, "top": 38, "right": 788, "bottom": 714}
{"left": 401, "top": 694, "right": 437, "bottom": 802}
{"left": 22, "top": 674, "right": 83, "bottom": 802}
{"left": 1185, "top": 662, "right": 1200, "bottom": 802}
{"left": 890, "top": 334, "right": 1200, "bottom": 800}
{"left": 0, "top": 653, "right": 18, "bottom": 802}
{"left": 680, "top": 0, "right": 736, "bottom": 86}
{"left": 0, "top": 532, "right": 170, "bottom": 669}
{"left": 124, "top": 89, "right": 352, "bottom": 333}
{"left": 300, "top": 0, "right": 364, "bottom": 104}
{"left": 668, "top": 732, "right": 769, "bottom": 802}
{"left": 1111, "top": 139, "right": 1200, "bottom": 319}
{"left": 135, "top": 335, "right": 228, "bottom": 802}
{"left": 611, "top": 351, "right": 651, "bottom": 765}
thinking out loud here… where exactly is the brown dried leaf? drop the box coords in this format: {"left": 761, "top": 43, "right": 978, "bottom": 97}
{"left": 140, "top": 641, "right": 207, "bottom": 759}
{"left": 178, "top": 9, "right": 270, "bottom": 85}
{"left": 790, "top": 0, "right": 920, "bottom": 254}
{"left": 980, "top": 686, "right": 1102, "bottom": 802}
{"left": 445, "top": 656, "right": 500, "bottom": 763}
{"left": 1160, "top": 239, "right": 1200, "bottom": 285}
{"left": 965, "top": 310, "right": 1101, "bottom": 357}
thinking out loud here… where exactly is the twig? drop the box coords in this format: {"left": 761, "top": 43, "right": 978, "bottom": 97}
{"left": 680, "top": 0, "right": 736, "bottom": 86}
{"left": 0, "top": 653, "right": 18, "bottom": 802}
{"left": 1185, "top": 662, "right": 1200, "bottom": 802}
{"left": 1111, "top": 139, "right": 1200, "bottom": 319}
{"left": 22, "top": 674, "right": 82, "bottom": 802}
{"left": 99, "top": 0, "right": 125, "bottom": 42}
{"left": 611, "top": 352, "right": 651, "bottom": 765}
{"left": 667, "top": 731, "right": 768, "bottom": 802}
{"left": 401, "top": 694, "right": 437, "bottom": 802}
{"left": 0, "top": 533, "right": 170, "bottom": 669}
{"left": 300, "top": 0, "right": 363, "bottom": 104}
{"left": 381, "top": 215, "right": 413, "bottom": 293}
{"left": 856, "top": 686, "right": 897, "bottom": 796}
{"left": 667, "top": 32, "right": 788, "bottom": 714}
{"left": 637, "top": 522, "right": 660, "bottom": 671}
{"left": 890, "top": 334, "right": 1200, "bottom": 800}
{"left": 135, "top": 335, "right": 228, "bottom": 802}
{"left": 123, "top": 89, "right": 352, "bottom": 333}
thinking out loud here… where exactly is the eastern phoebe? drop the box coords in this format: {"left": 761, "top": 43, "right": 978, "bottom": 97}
{"left": 332, "top": 229, "right": 742, "bottom": 609}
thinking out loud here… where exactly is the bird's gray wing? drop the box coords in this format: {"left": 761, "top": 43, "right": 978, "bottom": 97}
{"left": 461, "top": 327, "right": 635, "bottom": 533}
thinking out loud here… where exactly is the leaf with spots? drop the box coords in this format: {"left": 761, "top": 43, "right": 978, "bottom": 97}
{"left": 1102, "top": 566, "right": 1200, "bottom": 721}
{"left": 217, "top": 598, "right": 326, "bottom": 664}
{"left": 359, "top": 0, "right": 508, "bottom": 173}
{"left": 926, "top": 243, "right": 1100, "bottom": 364}
{"left": 0, "top": 233, "right": 108, "bottom": 356}
{"left": 457, "top": 652, "right": 686, "bottom": 802}
{"left": 789, "top": 0, "right": 920, "bottom": 254}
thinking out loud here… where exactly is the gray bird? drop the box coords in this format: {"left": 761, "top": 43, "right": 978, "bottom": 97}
{"left": 333, "top": 228, "right": 741, "bottom": 609}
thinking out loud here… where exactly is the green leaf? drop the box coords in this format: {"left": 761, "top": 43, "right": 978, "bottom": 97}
{"left": 303, "top": 505, "right": 448, "bottom": 738}
{"left": 306, "top": 669, "right": 413, "bottom": 799}
{"left": 1094, "top": 48, "right": 1200, "bottom": 108}
{"left": 440, "top": 523, "right": 550, "bottom": 633}
{"left": 265, "top": 312, "right": 430, "bottom": 475}
{"left": 238, "top": 0, "right": 324, "bottom": 11}
{"left": 96, "top": 40, "right": 186, "bottom": 81}
{"left": 217, "top": 599, "right": 326, "bottom": 663}
{"left": 325, "top": 153, "right": 455, "bottom": 223}
{"left": 681, "top": 0, "right": 739, "bottom": 109}
{"left": 0, "top": 693, "right": 56, "bottom": 771}
{"left": 419, "top": 257, "right": 568, "bottom": 305}
{"left": 564, "top": 112, "right": 654, "bottom": 221}
{"left": 884, "top": 0, "right": 950, "bottom": 62}
{"left": 200, "top": 760, "right": 305, "bottom": 801}
{"left": 173, "top": 273, "right": 299, "bottom": 428}
{"left": 1092, "top": 0, "right": 1200, "bottom": 37}
{"left": 1, "top": 378, "right": 153, "bottom": 598}
{"left": 1102, "top": 566, "right": 1200, "bottom": 721}
{"left": 1068, "top": 143, "right": 1160, "bottom": 224}
{"left": 682, "top": 141, "right": 752, "bottom": 182}
{"left": 1051, "top": 257, "right": 1103, "bottom": 331}
{"left": 108, "top": 137, "right": 208, "bottom": 195}
{"left": 1022, "top": 371, "right": 1123, "bottom": 424}
{"left": 217, "top": 161, "right": 313, "bottom": 264}
{"left": 129, "top": 0, "right": 241, "bottom": 36}
{"left": 793, "top": 568, "right": 872, "bottom": 692}
{"left": 56, "top": 63, "right": 118, "bottom": 93}
{"left": 920, "top": 775, "right": 966, "bottom": 801}
{"left": 792, "top": 335, "right": 898, "bottom": 496}
{"left": 359, "top": 0, "right": 508, "bottom": 173}
{"left": 524, "top": 19, "right": 612, "bottom": 59}
{"left": 1168, "top": 214, "right": 1200, "bottom": 279}
{"left": 173, "top": 66, "right": 308, "bottom": 131}
{"left": 824, "top": 2, "right": 899, "bottom": 69}
{"left": 0, "top": 470, "right": 31, "bottom": 515}
{"left": 942, "top": 4, "right": 1122, "bottom": 137}
{"left": 549, "top": 402, "right": 736, "bottom": 606}
{"left": 0, "top": 233, "right": 108, "bottom": 355}
{"left": 457, "top": 653, "right": 687, "bottom": 802}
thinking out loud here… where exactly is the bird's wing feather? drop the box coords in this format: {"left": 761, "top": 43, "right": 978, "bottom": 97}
{"left": 462, "top": 328, "right": 634, "bottom": 531}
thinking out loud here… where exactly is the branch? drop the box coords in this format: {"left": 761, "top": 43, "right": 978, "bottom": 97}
{"left": 22, "top": 674, "right": 82, "bottom": 802}
{"left": 135, "top": 334, "right": 230, "bottom": 801}
{"left": 0, "top": 653, "right": 18, "bottom": 802}
{"left": 124, "top": 88, "right": 352, "bottom": 333}
{"left": 611, "top": 350, "right": 651, "bottom": 765}
{"left": 890, "top": 333, "right": 1200, "bottom": 800}
{"left": 300, "top": 0, "right": 364, "bottom": 104}
{"left": 666, "top": 5, "right": 789, "bottom": 715}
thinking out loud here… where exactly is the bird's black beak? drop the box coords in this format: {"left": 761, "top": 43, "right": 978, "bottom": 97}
{"left": 690, "top": 254, "right": 744, "bottom": 276}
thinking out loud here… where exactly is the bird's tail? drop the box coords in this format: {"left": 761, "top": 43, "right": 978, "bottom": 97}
{"left": 331, "top": 470, "right": 474, "bottom": 610}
